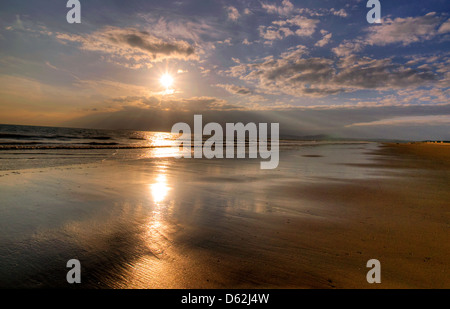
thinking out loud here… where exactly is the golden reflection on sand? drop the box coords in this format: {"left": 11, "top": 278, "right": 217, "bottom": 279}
{"left": 147, "top": 164, "right": 172, "bottom": 239}
{"left": 150, "top": 173, "right": 170, "bottom": 204}
{"left": 139, "top": 131, "right": 189, "bottom": 158}
{"left": 120, "top": 166, "right": 179, "bottom": 288}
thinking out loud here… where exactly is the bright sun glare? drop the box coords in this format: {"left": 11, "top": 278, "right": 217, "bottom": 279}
{"left": 160, "top": 73, "right": 174, "bottom": 89}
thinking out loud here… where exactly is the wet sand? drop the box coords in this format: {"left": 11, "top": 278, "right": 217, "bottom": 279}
{"left": 0, "top": 143, "right": 449, "bottom": 288}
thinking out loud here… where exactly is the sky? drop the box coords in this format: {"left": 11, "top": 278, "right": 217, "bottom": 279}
{"left": 0, "top": 0, "right": 449, "bottom": 140}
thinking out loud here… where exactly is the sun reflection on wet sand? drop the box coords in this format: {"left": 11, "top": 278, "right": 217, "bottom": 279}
{"left": 147, "top": 165, "right": 172, "bottom": 247}
{"left": 150, "top": 173, "right": 170, "bottom": 204}
{"left": 116, "top": 165, "right": 179, "bottom": 288}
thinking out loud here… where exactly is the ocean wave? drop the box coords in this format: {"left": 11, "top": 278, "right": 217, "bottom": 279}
{"left": 0, "top": 133, "right": 112, "bottom": 140}
{"left": 0, "top": 145, "right": 173, "bottom": 150}
{"left": 0, "top": 141, "right": 367, "bottom": 150}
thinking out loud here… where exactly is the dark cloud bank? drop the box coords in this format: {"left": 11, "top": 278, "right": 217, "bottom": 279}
{"left": 64, "top": 103, "right": 450, "bottom": 141}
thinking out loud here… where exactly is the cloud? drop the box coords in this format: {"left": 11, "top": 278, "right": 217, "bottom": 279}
{"left": 55, "top": 27, "right": 198, "bottom": 68}
{"left": 216, "top": 37, "right": 232, "bottom": 45}
{"left": 65, "top": 101, "right": 450, "bottom": 140}
{"left": 366, "top": 13, "right": 445, "bottom": 46}
{"left": 332, "top": 13, "right": 450, "bottom": 58}
{"left": 438, "top": 19, "right": 450, "bottom": 34}
{"left": 315, "top": 30, "right": 332, "bottom": 47}
{"left": 333, "top": 56, "right": 437, "bottom": 89}
{"left": 274, "top": 16, "right": 319, "bottom": 36}
{"left": 259, "top": 15, "right": 319, "bottom": 42}
{"left": 332, "top": 40, "right": 365, "bottom": 57}
{"left": 261, "top": 1, "right": 348, "bottom": 19}
{"left": 109, "top": 95, "right": 238, "bottom": 112}
{"left": 136, "top": 15, "right": 225, "bottom": 43}
{"left": 216, "top": 84, "right": 252, "bottom": 95}
{"left": 297, "top": 7, "right": 349, "bottom": 18}
{"left": 227, "top": 45, "right": 439, "bottom": 97}
{"left": 258, "top": 25, "right": 293, "bottom": 41}
{"left": 330, "top": 8, "right": 348, "bottom": 18}
{"left": 227, "top": 6, "right": 240, "bottom": 21}
{"left": 73, "top": 79, "right": 151, "bottom": 98}
{"left": 347, "top": 115, "right": 450, "bottom": 127}
{"left": 228, "top": 46, "right": 339, "bottom": 97}
{"left": 215, "top": 84, "right": 268, "bottom": 103}
{"left": 261, "top": 0, "right": 294, "bottom": 16}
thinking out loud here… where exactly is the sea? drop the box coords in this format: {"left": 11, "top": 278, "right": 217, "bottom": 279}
{"left": 0, "top": 124, "right": 367, "bottom": 171}
{"left": 0, "top": 124, "right": 186, "bottom": 170}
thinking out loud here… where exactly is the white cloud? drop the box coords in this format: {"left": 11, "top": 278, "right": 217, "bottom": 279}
{"left": 55, "top": 27, "right": 197, "bottom": 69}
{"left": 332, "top": 40, "right": 365, "bottom": 57}
{"left": 438, "top": 19, "right": 450, "bottom": 34}
{"left": 315, "top": 31, "right": 332, "bottom": 47}
{"left": 366, "top": 13, "right": 443, "bottom": 46}
{"left": 217, "top": 37, "right": 232, "bottom": 45}
{"left": 259, "top": 25, "right": 293, "bottom": 41}
{"left": 216, "top": 84, "right": 252, "bottom": 95}
{"left": 227, "top": 45, "right": 439, "bottom": 97}
{"left": 330, "top": 8, "right": 348, "bottom": 18}
{"left": 227, "top": 6, "right": 240, "bottom": 21}
{"left": 137, "top": 15, "right": 225, "bottom": 43}
{"left": 259, "top": 15, "right": 319, "bottom": 42}
{"left": 261, "top": 0, "right": 294, "bottom": 16}
{"left": 277, "top": 16, "right": 319, "bottom": 36}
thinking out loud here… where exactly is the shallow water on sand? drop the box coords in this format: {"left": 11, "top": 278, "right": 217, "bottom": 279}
{"left": 2, "top": 142, "right": 446, "bottom": 288}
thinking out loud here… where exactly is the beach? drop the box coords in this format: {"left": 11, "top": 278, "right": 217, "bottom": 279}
{"left": 0, "top": 142, "right": 449, "bottom": 288}
{"left": 2, "top": 0, "right": 450, "bottom": 295}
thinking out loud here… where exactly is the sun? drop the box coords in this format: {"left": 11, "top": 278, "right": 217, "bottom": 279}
{"left": 160, "top": 73, "right": 174, "bottom": 89}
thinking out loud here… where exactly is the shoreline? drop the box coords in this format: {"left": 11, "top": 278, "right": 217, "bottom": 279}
{"left": 0, "top": 142, "right": 448, "bottom": 288}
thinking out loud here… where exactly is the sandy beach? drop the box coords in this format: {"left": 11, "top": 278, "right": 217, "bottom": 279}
{"left": 0, "top": 142, "right": 449, "bottom": 289}
{"left": 2, "top": 0, "right": 450, "bottom": 295}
